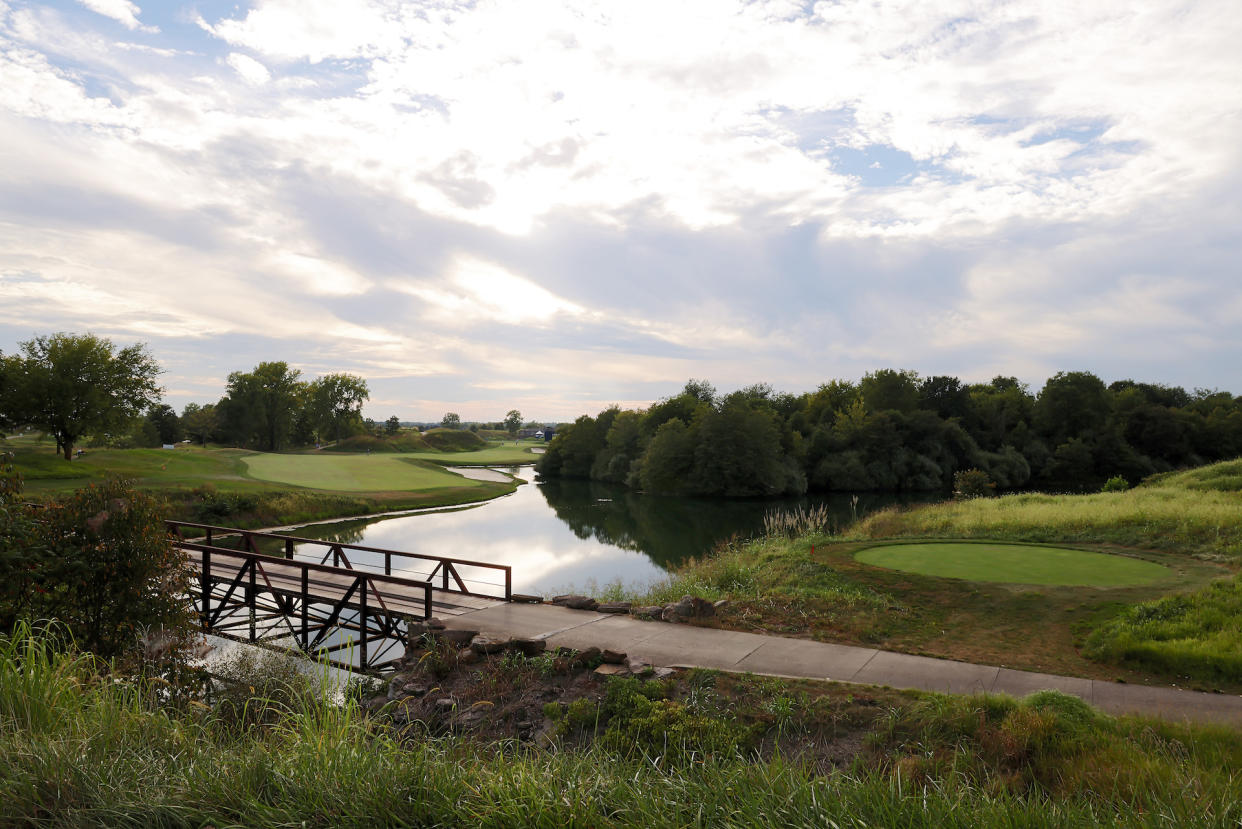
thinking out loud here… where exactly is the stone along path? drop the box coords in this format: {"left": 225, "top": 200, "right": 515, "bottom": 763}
{"left": 435, "top": 601, "right": 1242, "bottom": 727}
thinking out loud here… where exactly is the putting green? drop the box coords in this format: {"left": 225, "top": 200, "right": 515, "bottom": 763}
{"left": 854, "top": 542, "right": 1170, "bottom": 587}
{"left": 241, "top": 453, "right": 487, "bottom": 492}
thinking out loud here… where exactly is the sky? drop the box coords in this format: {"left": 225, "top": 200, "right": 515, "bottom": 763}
{"left": 1, "top": 0, "right": 1240, "bottom": 422}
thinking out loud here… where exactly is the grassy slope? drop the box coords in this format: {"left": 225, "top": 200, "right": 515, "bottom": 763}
{"left": 617, "top": 460, "right": 1242, "bottom": 689}
{"left": 6, "top": 443, "right": 516, "bottom": 528}
{"left": 241, "top": 453, "right": 490, "bottom": 491}
{"left": 854, "top": 541, "right": 1172, "bottom": 587}
{"left": 3, "top": 628, "right": 1241, "bottom": 827}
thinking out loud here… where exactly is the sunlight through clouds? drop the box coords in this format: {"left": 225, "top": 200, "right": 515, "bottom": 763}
{"left": 0, "top": 0, "right": 1239, "bottom": 417}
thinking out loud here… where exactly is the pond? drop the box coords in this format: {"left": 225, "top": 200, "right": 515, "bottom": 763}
{"left": 289, "top": 467, "right": 931, "bottom": 595}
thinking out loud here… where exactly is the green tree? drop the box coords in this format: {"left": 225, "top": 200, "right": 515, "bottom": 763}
{"left": 385, "top": 415, "right": 401, "bottom": 435}
{"left": 860, "top": 369, "right": 920, "bottom": 414}
{"left": 220, "top": 362, "right": 304, "bottom": 451}
{"left": 307, "top": 373, "right": 370, "bottom": 444}
{"left": 2, "top": 333, "right": 161, "bottom": 459}
{"left": 180, "top": 402, "right": 219, "bottom": 446}
{"left": 146, "top": 403, "right": 182, "bottom": 444}
{"left": 1034, "top": 371, "right": 1112, "bottom": 445}
{"left": 441, "top": 412, "right": 461, "bottom": 429}
{"left": 504, "top": 409, "right": 523, "bottom": 436}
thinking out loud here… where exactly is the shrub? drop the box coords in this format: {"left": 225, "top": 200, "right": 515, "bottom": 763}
{"left": 1101, "top": 475, "right": 1130, "bottom": 492}
{"left": 24, "top": 478, "right": 194, "bottom": 658}
{"left": 953, "top": 468, "right": 996, "bottom": 499}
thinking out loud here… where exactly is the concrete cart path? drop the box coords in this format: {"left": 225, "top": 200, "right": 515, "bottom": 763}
{"left": 442, "top": 601, "right": 1242, "bottom": 727}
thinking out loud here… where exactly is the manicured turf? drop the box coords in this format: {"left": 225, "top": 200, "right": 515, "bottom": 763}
{"left": 242, "top": 453, "right": 489, "bottom": 492}
{"left": 399, "top": 444, "right": 542, "bottom": 465}
{"left": 854, "top": 542, "right": 1170, "bottom": 587}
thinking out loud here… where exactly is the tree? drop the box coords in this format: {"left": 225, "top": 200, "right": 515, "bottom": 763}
{"left": 441, "top": 412, "right": 461, "bottom": 429}
{"left": 180, "top": 402, "right": 219, "bottom": 446}
{"left": 307, "top": 373, "right": 370, "bottom": 444}
{"left": 219, "top": 362, "right": 304, "bottom": 451}
{"left": 146, "top": 403, "right": 182, "bottom": 444}
{"left": 860, "top": 369, "right": 920, "bottom": 414}
{"left": 504, "top": 409, "right": 523, "bottom": 436}
{"left": 385, "top": 415, "right": 401, "bottom": 435}
{"left": 2, "top": 333, "right": 161, "bottom": 459}
{"left": 1034, "top": 371, "right": 1111, "bottom": 445}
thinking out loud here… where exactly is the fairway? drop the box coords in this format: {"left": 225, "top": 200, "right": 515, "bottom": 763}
{"left": 855, "top": 542, "right": 1170, "bottom": 587}
{"left": 242, "top": 453, "right": 487, "bottom": 492}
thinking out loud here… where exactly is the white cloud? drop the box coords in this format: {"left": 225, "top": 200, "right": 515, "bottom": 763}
{"left": 226, "top": 52, "right": 271, "bottom": 85}
{"left": 77, "top": 0, "right": 156, "bottom": 33}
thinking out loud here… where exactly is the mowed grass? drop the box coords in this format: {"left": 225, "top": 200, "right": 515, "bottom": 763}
{"left": 397, "top": 444, "right": 542, "bottom": 466}
{"left": 855, "top": 542, "right": 1171, "bottom": 587}
{"left": 241, "top": 453, "right": 490, "bottom": 492}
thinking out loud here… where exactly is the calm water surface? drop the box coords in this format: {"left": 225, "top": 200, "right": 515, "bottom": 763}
{"left": 290, "top": 467, "right": 928, "bottom": 595}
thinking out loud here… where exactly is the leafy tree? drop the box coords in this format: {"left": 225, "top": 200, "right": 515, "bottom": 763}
{"left": 919, "top": 375, "right": 973, "bottom": 421}
{"left": 385, "top": 415, "right": 401, "bottom": 435}
{"left": 638, "top": 417, "right": 697, "bottom": 493}
{"left": 146, "top": 403, "right": 182, "bottom": 444}
{"left": 0, "top": 353, "right": 18, "bottom": 433}
{"left": 180, "top": 402, "right": 220, "bottom": 446}
{"left": 0, "top": 453, "right": 43, "bottom": 634}
{"left": 1, "top": 333, "right": 162, "bottom": 459}
{"left": 219, "top": 362, "right": 304, "bottom": 451}
{"left": 953, "top": 468, "right": 995, "bottom": 499}
{"left": 441, "top": 412, "right": 461, "bottom": 429}
{"left": 860, "top": 369, "right": 920, "bottom": 414}
{"left": 307, "top": 373, "right": 369, "bottom": 444}
{"left": 504, "top": 409, "right": 523, "bottom": 436}
{"left": 1034, "top": 371, "right": 1111, "bottom": 445}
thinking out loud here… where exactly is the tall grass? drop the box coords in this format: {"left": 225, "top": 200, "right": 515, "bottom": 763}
{"left": 851, "top": 462, "right": 1242, "bottom": 561}
{"left": 3, "top": 625, "right": 1241, "bottom": 827}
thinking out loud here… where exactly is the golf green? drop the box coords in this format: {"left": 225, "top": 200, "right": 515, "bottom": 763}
{"left": 242, "top": 453, "right": 486, "bottom": 492}
{"left": 854, "top": 542, "right": 1170, "bottom": 587}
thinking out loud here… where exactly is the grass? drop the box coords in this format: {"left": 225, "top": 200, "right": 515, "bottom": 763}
{"left": 241, "top": 453, "right": 493, "bottom": 491}
{"left": 852, "top": 462, "right": 1242, "bottom": 561}
{"left": 3, "top": 626, "right": 1242, "bottom": 827}
{"left": 6, "top": 442, "right": 518, "bottom": 528}
{"left": 855, "top": 541, "right": 1171, "bottom": 587}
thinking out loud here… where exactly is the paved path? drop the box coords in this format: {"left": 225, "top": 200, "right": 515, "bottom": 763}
{"left": 441, "top": 601, "right": 1242, "bottom": 727}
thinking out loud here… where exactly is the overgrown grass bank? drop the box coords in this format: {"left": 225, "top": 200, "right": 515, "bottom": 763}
{"left": 851, "top": 461, "right": 1242, "bottom": 561}
{"left": 3, "top": 628, "right": 1241, "bottom": 827}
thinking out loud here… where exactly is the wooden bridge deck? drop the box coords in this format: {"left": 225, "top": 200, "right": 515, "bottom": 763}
{"left": 183, "top": 548, "right": 503, "bottom": 619}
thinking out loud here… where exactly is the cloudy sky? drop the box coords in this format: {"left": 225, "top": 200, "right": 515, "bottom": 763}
{"left": 1, "top": 0, "right": 1239, "bottom": 421}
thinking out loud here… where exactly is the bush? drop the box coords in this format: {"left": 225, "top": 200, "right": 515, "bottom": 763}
{"left": 1101, "top": 475, "right": 1130, "bottom": 493}
{"left": 421, "top": 428, "right": 486, "bottom": 452}
{"left": 953, "top": 468, "right": 996, "bottom": 499}
{"left": 22, "top": 478, "right": 193, "bottom": 657}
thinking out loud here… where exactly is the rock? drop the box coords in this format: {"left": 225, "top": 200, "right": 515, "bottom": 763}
{"left": 712, "top": 599, "right": 730, "bottom": 611}
{"left": 634, "top": 605, "right": 664, "bottom": 619}
{"left": 426, "top": 617, "right": 447, "bottom": 630}
{"left": 511, "top": 593, "right": 543, "bottom": 604}
{"left": 365, "top": 695, "right": 390, "bottom": 713}
{"left": 597, "top": 601, "right": 631, "bottom": 614}
{"left": 661, "top": 600, "right": 692, "bottom": 622}
{"left": 625, "top": 655, "right": 652, "bottom": 675}
{"left": 563, "top": 595, "right": 599, "bottom": 611}
{"left": 570, "top": 646, "right": 602, "bottom": 668}
{"left": 601, "top": 649, "right": 626, "bottom": 664}
{"left": 434, "top": 697, "right": 456, "bottom": 715}
{"left": 594, "top": 663, "right": 628, "bottom": 677}
{"left": 457, "top": 647, "right": 479, "bottom": 665}
{"left": 387, "top": 672, "right": 414, "bottom": 699}
{"left": 402, "top": 683, "right": 428, "bottom": 698}
{"left": 513, "top": 637, "right": 547, "bottom": 656}
{"left": 550, "top": 594, "right": 573, "bottom": 605}
{"left": 440, "top": 628, "right": 478, "bottom": 647}
{"left": 651, "top": 667, "right": 676, "bottom": 680}
{"left": 689, "top": 597, "right": 715, "bottom": 618}
{"left": 470, "top": 635, "right": 509, "bottom": 655}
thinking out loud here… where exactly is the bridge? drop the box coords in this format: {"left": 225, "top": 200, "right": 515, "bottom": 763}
{"left": 168, "top": 521, "right": 513, "bottom": 672}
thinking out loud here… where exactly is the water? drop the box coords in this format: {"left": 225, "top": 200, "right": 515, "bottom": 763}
{"left": 288, "top": 467, "right": 929, "bottom": 595}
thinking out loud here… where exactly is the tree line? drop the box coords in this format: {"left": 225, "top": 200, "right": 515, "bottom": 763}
{"left": 0, "top": 333, "right": 375, "bottom": 453}
{"left": 535, "top": 371, "right": 1242, "bottom": 495}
